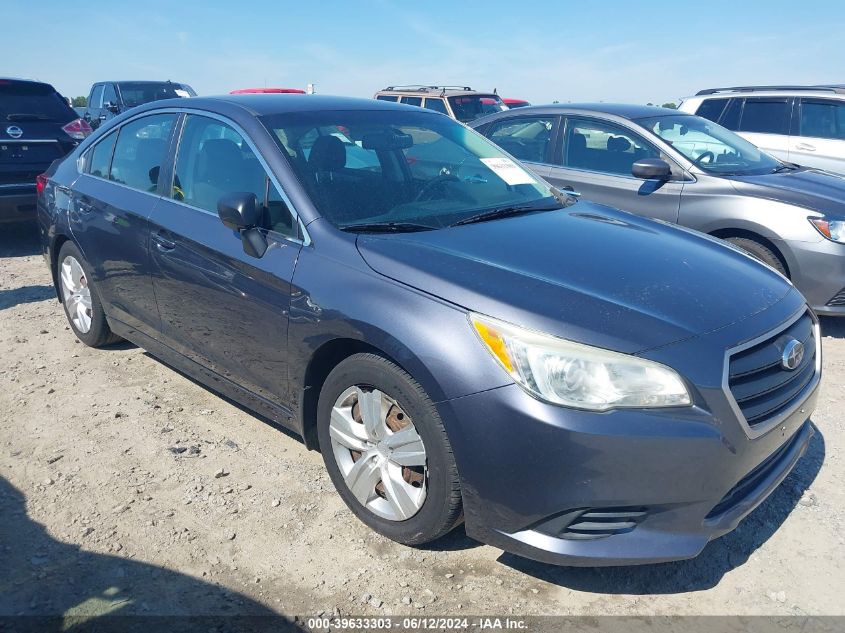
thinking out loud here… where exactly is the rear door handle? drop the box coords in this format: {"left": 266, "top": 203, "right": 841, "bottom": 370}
{"left": 795, "top": 142, "right": 816, "bottom": 151}
{"left": 152, "top": 231, "right": 177, "bottom": 251}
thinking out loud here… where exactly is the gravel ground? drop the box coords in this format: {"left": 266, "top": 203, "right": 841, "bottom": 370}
{"left": 1, "top": 222, "right": 844, "bottom": 620}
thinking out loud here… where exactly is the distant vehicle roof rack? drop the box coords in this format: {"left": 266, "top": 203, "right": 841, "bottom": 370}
{"left": 696, "top": 85, "right": 845, "bottom": 96}
{"left": 382, "top": 85, "right": 474, "bottom": 93}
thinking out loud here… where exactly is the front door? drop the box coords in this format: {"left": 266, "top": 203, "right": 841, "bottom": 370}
{"left": 790, "top": 98, "right": 845, "bottom": 174}
{"left": 69, "top": 112, "right": 177, "bottom": 337}
{"left": 148, "top": 113, "right": 303, "bottom": 407}
{"left": 546, "top": 116, "right": 683, "bottom": 223}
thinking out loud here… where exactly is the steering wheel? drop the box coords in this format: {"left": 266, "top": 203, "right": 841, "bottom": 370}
{"left": 414, "top": 174, "right": 459, "bottom": 202}
{"left": 692, "top": 150, "right": 715, "bottom": 167}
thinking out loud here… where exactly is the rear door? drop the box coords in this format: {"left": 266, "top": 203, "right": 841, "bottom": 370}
{"left": 790, "top": 98, "right": 845, "bottom": 173}
{"left": 1, "top": 80, "right": 78, "bottom": 194}
{"left": 732, "top": 97, "right": 792, "bottom": 161}
{"left": 546, "top": 116, "right": 683, "bottom": 222}
{"left": 148, "top": 113, "right": 303, "bottom": 406}
{"left": 70, "top": 112, "right": 178, "bottom": 337}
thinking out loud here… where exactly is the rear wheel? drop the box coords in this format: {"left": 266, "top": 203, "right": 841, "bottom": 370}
{"left": 317, "top": 353, "right": 462, "bottom": 545}
{"left": 57, "top": 241, "right": 122, "bottom": 348}
{"left": 726, "top": 237, "right": 787, "bottom": 276}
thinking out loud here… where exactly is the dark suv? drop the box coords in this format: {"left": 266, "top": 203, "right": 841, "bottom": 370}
{"left": 1, "top": 78, "right": 91, "bottom": 223}
{"left": 83, "top": 81, "right": 196, "bottom": 129}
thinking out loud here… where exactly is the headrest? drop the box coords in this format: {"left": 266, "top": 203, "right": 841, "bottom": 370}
{"left": 309, "top": 135, "right": 346, "bottom": 171}
{"left": 607, "top": 135, "right": 631, "bottom": 152}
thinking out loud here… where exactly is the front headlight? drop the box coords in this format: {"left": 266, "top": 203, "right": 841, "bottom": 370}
{"left": 809, "top": 217, "right": 845, "bottom": 243}
{"left": 470, "top": 314, "right": 691, "bottom": 411}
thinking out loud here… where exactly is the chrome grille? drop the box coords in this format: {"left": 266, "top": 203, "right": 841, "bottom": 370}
{"left": 727, "top": 311, "right": 817, "bottom": 432}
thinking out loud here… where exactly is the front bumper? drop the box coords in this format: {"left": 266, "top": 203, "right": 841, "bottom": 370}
{"left": 776, "top": 237, "right": 845, "bottom": 316}
{"left": 438, "top": 299, "right": 819, "bottom": 566}
{"left": 0, "top": 186, "right": 37, "bottom": 223}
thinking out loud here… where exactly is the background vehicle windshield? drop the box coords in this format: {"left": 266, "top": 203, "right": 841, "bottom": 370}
{"left": 639, "top": 114, "right": 782, "bottom": 175}
{"left": 117, "top": 82, "right": 185, "bottom": 107}
{"left": 449, "top": 95, "right": 507, "bottom": 123}
{"left": 260, "top": 109, "right": 557, "bottom": 229}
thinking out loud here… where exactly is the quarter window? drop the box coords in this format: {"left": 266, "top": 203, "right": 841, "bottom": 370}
{"left": 86, "top": 131, "right": 117, "bottom": 179}
{"left": 109, "top": 113, "right": 177, "bottom": 192}
{"left": 376, "top": 95, "right": 399, "bottom": 102}
{"left": 738, "top": 98, "right": 790, "bottom": 135}
{"left": 695, "top": 98, "right": 730, "bottom": 124}
{"left": 563, "top": 118, "right": 658, "bottom": 176}
{"left": 172, "top": 115, "right": 298, "bottom": 237}
{"left": 487, "top": 116, "right": 555, "bottom": 164}
{"left": 799, "top": 98, "right": 845, "bottom": 140}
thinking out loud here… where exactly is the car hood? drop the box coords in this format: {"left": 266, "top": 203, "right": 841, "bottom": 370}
{"left": 356, "top": 205, "right": 796, "bottom": 354}
{"left": 728, "top": 167, "right": 845, "bottom": 217}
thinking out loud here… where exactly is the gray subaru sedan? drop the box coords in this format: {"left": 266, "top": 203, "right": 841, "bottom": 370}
{"left": 473, "top": 104, "right": 845, "bottom": 316}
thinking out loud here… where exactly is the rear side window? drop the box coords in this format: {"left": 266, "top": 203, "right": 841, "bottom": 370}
{"left": 401, "top": 96, "right": 422, "bottom": 107}
{"left": 799, "top": 99, "right": 845, "bottom": 140}
{"left": 487, "top": 116, "right": 555, "bottom": 164}
{"left": 87, "top": 132, "right": 118, "bottom": 178}
{"left": 109, "top": 113, "right": 177, "bottom": 192}
{"left": 423, "top": 98, "right": 449, "bottom": 114}
{"left": 0, "top": 81, "right": 75, "bottom": 123}
{"left": 695, "top": 98, "right": 730, "bottom": 123}
{"left": 738, "top": 98, "right": 790, "bottom": 135}
{"left": 376, "top": 95, "right": 399, "bottom": 102}
{"left": 172, "top": 115, "right": 297, "bottom": 237}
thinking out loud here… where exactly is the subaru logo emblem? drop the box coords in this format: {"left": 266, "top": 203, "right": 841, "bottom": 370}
{"left": 781, "top": 338, "right": 805, "bottom": 371}
{"left": 5, "top": 125, "right": 23, "bottom": 139}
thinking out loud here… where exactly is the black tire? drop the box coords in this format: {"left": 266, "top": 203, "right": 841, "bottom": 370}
{"left": 726, "top": 237, "right": 787, "bottom": 276}
{"left": 317, "top": 353, "right": 462, "bottom": 545}
{"left": 56, "top": 241, "right": 122, "bottom": 348}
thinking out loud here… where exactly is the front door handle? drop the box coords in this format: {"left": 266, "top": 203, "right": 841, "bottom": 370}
{"left": 795, "top": 142, "right": 816, "bottom": 152}
{"left": 152, "top": 232, "right": 177, "bottom": 251}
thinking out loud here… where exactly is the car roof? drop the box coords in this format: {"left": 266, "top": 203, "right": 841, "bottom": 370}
{"left": 474, "top": 103, "right": 689, "bottom": 122}
{"left": 0, "top": 77, "right": 54, "bottom": 87}
{"left": 376, "top": 86, "right": 496, "bottom": 98}
{"left": 133, "top": 94, "right": 430, "bottom": 117}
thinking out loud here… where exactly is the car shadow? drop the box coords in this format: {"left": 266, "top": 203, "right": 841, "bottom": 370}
{"left": 0, "top": 476, "right": 304, "bottom": 630}
{"left": 0, "top": 221, "right": 41, "bottom": 257}
{"left": 0, "top": 284, "right": 55, "bottom": 311}
{"left": 819, "top": 316, "right": 845, "bottom": 339}
{"left": 496, "top": 425, "right": 825, "bottom": 594}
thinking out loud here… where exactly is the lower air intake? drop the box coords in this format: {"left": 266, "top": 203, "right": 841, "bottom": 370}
{"left": 535, "top": 507, "right": 648, "bottom": 540}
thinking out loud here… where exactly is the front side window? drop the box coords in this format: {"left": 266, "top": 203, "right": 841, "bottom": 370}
{"left": 260, "top": 109, "right": 558, "bottom": 230}
{"left": 487, "top": 116, "right": 555, "bottom": 164}
{"left": 109, "top": 113, "right": 176, "bottom": 192}
{"left": 799, "top": 98, "right": 845, "bottom": 140}
{"left": 563, "top": 117, "right": 658, "bottom": 176}
{"left": 90, "top": 85, "right": 104, "bottom": 110}
{"left": 448, "top": 95, "right": 507, "bottom": 123}
{"left": 102, "top": 83, "right": 118, "bottom": 107}
{"left": 423, "top": 98, "right": 449, "bottom": 115}
{"left": 641, "top": 114, "right": 781, "bottom": 175}
{"left": 738, "top": 98, "right": 790, "bottom": 135}
{"left": 172, "top": 115, "right": 297, "bottom": 237}
{"left": 86, "top": 131, "right": 118, "bottom": 178}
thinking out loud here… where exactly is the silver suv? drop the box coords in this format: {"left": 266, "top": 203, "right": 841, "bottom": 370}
{"left": 678, "top": 85, "right": 845, "bottom": 175}
{"left": 373, "top": 85, "right": 507, "bottom": 123}
{"left": 472, "top": 103, "right": 845, "bottom": 316}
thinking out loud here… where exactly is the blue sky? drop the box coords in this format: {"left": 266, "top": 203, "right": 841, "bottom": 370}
{"left": 4, "top": 0, "right": 845, "bottom": 105}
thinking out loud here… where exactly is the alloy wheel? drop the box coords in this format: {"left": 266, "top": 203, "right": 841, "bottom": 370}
{"left": 60, "top": 255, "right": 93, "bottom": 334}
{"left": 329, "top": 386, "right": 427, "bottom": 521}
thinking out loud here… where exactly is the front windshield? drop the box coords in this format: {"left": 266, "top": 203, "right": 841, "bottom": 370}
{"left": 260, "top": 109, "right": 561, "bottom": 230}
{"left": 638, "top": 114, "right": 782, "bottom": 175}
{"left": 117, "top": 82, "right": 185, "bottom": 107}
{"left": 448, "top": 95, "right": 507, "bottom": 123}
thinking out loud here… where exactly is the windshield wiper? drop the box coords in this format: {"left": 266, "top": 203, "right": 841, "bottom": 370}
{"left": 339, "top": 222, "right": 437, "bottom": 233}
{"left": 450, "top": 202, "right": 563, "bottom": 227}
{"left": 6, "top": 113, "right": 50, "bottom": 121}
{"left": 772, "top": 163, "right": 797, "bottom": 173}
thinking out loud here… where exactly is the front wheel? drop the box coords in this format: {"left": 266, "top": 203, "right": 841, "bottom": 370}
{"left": 317, "top": 353, "right": 462, "bottom": 545}
{"left": 725, "top": 237, "right": 787, "bottom": 276}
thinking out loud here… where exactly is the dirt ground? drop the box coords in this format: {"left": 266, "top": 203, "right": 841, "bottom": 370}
{"left": 2, "top": 222, "right": 844, "bottom": 621}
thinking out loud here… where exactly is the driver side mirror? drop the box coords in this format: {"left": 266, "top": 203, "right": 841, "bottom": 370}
{"left": 632, "top": 158, "right": 672, "bottom": 180}
{"left": 217, "top": 192, "right": 268, "bottom": 258}
{"left": 105, "top": 101, "right": 120, "bottom": 114}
